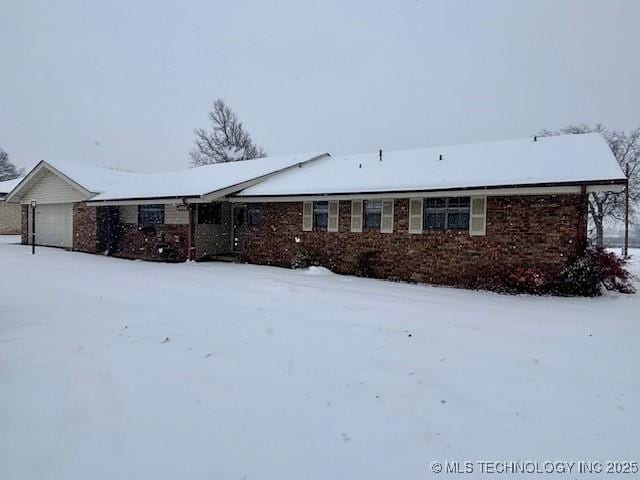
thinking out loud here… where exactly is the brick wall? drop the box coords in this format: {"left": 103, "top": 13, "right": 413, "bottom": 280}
{"left": 111, "top": 224, "right": 189, "bottom": 262}
{"left": 240, "top": 195, "right": 588, "bottom": 287}
{"left": 73, "top": 203, "right": 100, "bottom": 253}
{"left": 71, "top": 204, "right": 189, "bottom": 261}
{"left": 21, "top": 205, "right": 29, "bottom": 244}
{"left": 19, "top": 195, "right": 587, "bottom": 286}
{"left": 0, "top": 202, "right": 21, "bottom": 234}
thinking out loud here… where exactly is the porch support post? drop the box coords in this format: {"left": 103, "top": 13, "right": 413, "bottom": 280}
{"left": 230, "top": 204, "right": 235, "bottom": 252}
{"left": 577, "top": 185, "right": 588, "bottom": 252}
{"left": 188, "top": 204, "right": 196, "bottom": 261}
{"left": 624, "top": 165, "right": 630, "bottom": 258}
{"left": 31, "top": 200, "right": 37, "bottom": 255}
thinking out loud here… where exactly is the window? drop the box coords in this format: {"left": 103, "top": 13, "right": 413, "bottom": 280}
{"left": 138, "top": 204, "right": 164, "bottom": 225}
{"left": 446, "top": 197, "right": 470, "bottom": 229}
{"left": 197, "top": 204, "right": 221, "bottom": 225}
{"left": 248, "top": 204, "right": 261, "bottom": 226}
{"left": 424, "top": 197, "right": 469, "bottom": 230}
{"left": 363, "top": 199, "right": 383, "bottom": 229}
{"left": 313, "top": 201, "right": 328, "bottom": 229}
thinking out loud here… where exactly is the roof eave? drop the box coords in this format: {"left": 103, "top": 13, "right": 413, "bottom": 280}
{"left": 200, "top": 153, "right": 331, "bottom": 201}
{"left": 86, "top": 195, "right": 201, "bottom": 206}
{"left": 233, "top": 178, "right": 628, "bottom": 200}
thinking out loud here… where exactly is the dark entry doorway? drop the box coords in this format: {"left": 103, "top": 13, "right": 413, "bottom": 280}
{"left": 232, "top": 204, "right": 247, "bottom": 252}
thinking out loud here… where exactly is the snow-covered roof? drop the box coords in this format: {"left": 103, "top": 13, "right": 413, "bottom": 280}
{"left": 45, "top": 160, "right": 134, "bottom": 194}
{"left": 88, "top": 153, "right": 325, "bottom": 201}
{"left": 236, "top": 134, "right": 626, "bottom": 197}
{"left": 4, "top": 134, "right": 625, "bottom": 204}
{"left": 6, "top": 153, "right": 326, "bottom": 203}
{"left": 0, "top": 177, "right": 23, "bottom": 196}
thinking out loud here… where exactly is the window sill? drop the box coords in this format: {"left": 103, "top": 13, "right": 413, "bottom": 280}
{"left": 422, "top": 228, "right": 469, "bottom": 233}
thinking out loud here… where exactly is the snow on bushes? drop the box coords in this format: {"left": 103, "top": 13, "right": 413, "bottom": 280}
{"left": 496, "top": 249, "right": 636, "bottom": 296}
{"left": 289, "top": 246, "right": 634, "bottom": 297}
{"left": 555, "top": 248, "right": 636, "bottom": 296}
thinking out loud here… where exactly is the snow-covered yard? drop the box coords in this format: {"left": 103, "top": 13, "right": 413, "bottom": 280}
{"left": 1, "top": 236, "right": 638, "bottom": 479}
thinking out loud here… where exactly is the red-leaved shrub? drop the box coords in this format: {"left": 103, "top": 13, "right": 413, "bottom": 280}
{"left": 508, "top": 266, "right": 548, "bottom": 294}
{"left": 475, "top": 249, "right": 635, "bottom": 296}
{"left": 555, "top": 248, "right": 635, "bottom": 296}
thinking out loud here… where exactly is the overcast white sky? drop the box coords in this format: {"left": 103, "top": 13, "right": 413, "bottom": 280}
{"left": 1, "top": 0, "right": 639, "bottom": 173}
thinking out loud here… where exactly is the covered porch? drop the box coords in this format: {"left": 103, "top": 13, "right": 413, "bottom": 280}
{"left": 89, "top": 200, "right": 253, "bottom": 262}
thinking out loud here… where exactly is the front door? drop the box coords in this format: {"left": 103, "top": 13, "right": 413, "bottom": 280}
{"left": 232, "top": 204, "right": 246, "bottom": 252}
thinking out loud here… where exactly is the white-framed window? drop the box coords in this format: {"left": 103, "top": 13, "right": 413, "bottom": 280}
{"left": 247, "top": 203, "right": 261, "bottom": 226}
{"left": 313, "top": 201, "right": 329, "bottom": 229}
{"left": 363, "top": 199, "right": 383, "bottom": 229}
{"left": 138, "top": 204, "right": 164, "bottom": 225}
{"left": 424, "top": 197, "right": 470, "bottom": 230}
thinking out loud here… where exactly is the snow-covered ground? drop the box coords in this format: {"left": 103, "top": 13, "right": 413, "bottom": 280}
{"left": 1, "top": 237, "right": 638, "bottom": 479}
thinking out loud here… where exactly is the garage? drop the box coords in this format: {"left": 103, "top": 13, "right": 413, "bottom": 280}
{"left": 5, "top": 164, "right": 90, "bottom": 249}
{"left": 32, "top": 203, "right": 73, "bottom": 248}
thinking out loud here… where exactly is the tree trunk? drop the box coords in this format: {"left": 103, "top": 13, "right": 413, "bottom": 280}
{"left": 587, "top": 194, "right": 606, "bottom": 249}
{"left": 593, "top": 216, "right": 604, "bottom": 249}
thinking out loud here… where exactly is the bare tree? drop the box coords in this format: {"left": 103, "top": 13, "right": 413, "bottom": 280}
{"left": 0, "top": 148, "right": 24, "bottom": 181}
{"left": 539, "top": 124, "right": 640, "bottom": 248}
{"left": 189, "top": 99, "right": 267, "bottom": 166}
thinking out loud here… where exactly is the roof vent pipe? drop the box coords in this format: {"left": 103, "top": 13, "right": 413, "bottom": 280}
{"left": 379, "top": 149, "right": 383, "bottom": 162}
{"left": 438, "top": 154, "right": 443, "bottom": 161}
{"left": 359, "top": 163, "right": 362, "bottom": 169}
{"left": 534, "top": 136, "right": 538, "bottom": 142}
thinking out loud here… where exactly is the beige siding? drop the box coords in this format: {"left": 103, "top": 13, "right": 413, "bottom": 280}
{"left": 118, "top": 204, "right": 189, "bottom": 225}
{"left": 119, "top": 205, "right": 138, "bottom": 224}
{"left": 19, "top": 170, "right": 89, "bottom": 204}
{"left": 164, "top": 204, "right": 189, "bottom": 225}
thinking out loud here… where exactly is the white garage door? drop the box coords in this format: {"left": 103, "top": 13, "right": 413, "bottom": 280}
{"left": 32, "top": 203, "right": 73, "bottom": 248}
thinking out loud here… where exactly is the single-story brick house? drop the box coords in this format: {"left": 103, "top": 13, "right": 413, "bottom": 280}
{"left": 5, "top": 134, "right": 627, "bottom": 287}
{"left": 0, "top": 178, "right": 23, "bottom": 234}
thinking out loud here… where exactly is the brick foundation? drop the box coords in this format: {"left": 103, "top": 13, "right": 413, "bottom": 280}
{"left": 240, "top": 195, "right": 588, "bottom": 287}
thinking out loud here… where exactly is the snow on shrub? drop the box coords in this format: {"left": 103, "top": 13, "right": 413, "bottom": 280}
{"left": 290, "top": 251, "right": 310, "bottom": 269}
{"left": 507, "top": 266, "right": 547, "bottom": 294}
{"left": 555, "top": 248, "right": 636, "bottom": 296}
{"left": 474, "top": 249, "right": 634, "bottom": 296}
{"left": 290, "top": 247, "right": 325, "bottom": 270}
